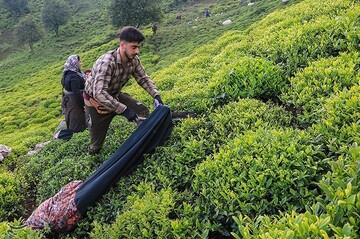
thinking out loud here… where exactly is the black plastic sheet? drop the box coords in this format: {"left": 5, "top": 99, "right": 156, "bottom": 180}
{"left": 75, "top": 105, "right": 173, "bottom": 216}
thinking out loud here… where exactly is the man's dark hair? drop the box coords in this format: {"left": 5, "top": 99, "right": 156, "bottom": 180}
{"left": 119, "top": 26, "right": 145, "bottom": 43}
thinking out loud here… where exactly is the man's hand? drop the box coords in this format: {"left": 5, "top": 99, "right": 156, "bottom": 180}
{"left": 122, "top": 108, "right": 138, "bottom": 122}
{"left": 154, "top": 95, "right": 163, "bottom": 108}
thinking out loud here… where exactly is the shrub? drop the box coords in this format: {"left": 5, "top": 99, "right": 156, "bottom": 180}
{"left": 231, "top": 211, "right": 340, "bottom": 239}
{"left": 208, "top": 99, "right": 293, "bottom": 141}
{"left": 209, "top": 56, "right": 285, "bottom": 106}
{"left": 14, "top": 132, "right": 96, "bottom": 203}
{"left": 193, "top": 128, "right": 327, "bottom": 235}
{"left": 89, "top": 182, "right": 221, "bottom": 238}
{"left": 36, "top": 157, "right": 95, "bottom": 203}
{"left": 317, "top": 150, "right": 360, "bottom": 237}
{"left": 89, "top": 184, "right": 175, "bottom": 239}
{"left": 129, "top": 99, "right": 293, "bottom": 198}
{"left": 281, "top": 52, "right": 360, "bottom": 127}
{"left": 0, "top": 170, "right": 22, "bottom": 221}
{"left": 0, "top": 219, "right": 43, "bottom": 238}
{"left": 131, "top": 99, "right": 293, "bottom": 197}
{"left": 231, "top": 148, "right": 360, "bottom": 238}
{"left": 244, "top": 0, "right": 360, "bottom": 77}
{"left": 310, "top": 83, "right": 360, "bottom": 156}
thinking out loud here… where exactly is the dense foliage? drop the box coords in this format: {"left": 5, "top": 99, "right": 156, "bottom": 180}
{"left": 42, "top": 0, "right": 71, "bottom": 37}
{"left": 15, "top": 15, "right": 43, "bottom": 52}
{"left": 109, "top": 0, "right": 163, "bottom": 28}
{"left": 0, "top": 0, "right": 359, "bottom": 238}
{"left": 2, "top": 0, "right": 29, "bottom": 17}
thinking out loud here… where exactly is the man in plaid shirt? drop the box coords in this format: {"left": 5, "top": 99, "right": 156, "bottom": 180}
{"left": 84, "top": 26, "right": 163, "bottom": 154}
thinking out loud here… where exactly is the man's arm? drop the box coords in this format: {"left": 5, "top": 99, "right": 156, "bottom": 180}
{"left": 132, "top": 57, "right": 159, "bottom": 98}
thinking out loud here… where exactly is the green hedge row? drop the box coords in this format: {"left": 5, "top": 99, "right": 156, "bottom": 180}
{"left": 0, "top": 170, "right": 22, "bottom": 221}
{"left": 90, "top": 186, "right": 175, "bottom": 238}
{"left": 15, "top": 119, "right": 136, "bottom": 205}
{"left": 310, "top": 83, "right": 360, "bottom": 156}
{"left": 281, "top": 52, "right": 360, "bottom": 127}
{"left": 150, "top": 0, "right": 360, "bottom": 115}
{"left": 193, "top": 128, "right": 327, "bottom": 230}
{"left": 209, "top": 56, "right": 285, "bottom": 106}
{"left": 130, "top": 99, "right": 293, "bottom": 195}
{"left": 244, "top": 0, "right": 360, "bottom": 77}
{"left": 2, "top": 0, "right": 359, "bottom": 238}
{"left": 0, "top": 220, "right": 42, "bottom": 239}
{"left": 231, "top": 149, "right": 359, "bottom": 238}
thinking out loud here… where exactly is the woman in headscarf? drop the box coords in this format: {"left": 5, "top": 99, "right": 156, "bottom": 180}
{"left": 61, "top": 54, "right": 87, "bottom": 133}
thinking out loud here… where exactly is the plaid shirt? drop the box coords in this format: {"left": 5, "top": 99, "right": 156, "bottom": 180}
{"left": 85, "top": 48, "right": 159, "bottom": 114}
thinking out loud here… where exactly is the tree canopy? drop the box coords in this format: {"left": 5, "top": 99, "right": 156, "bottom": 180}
{"left": 15, "top": 15, "right": 43, "bottom": 53}
{"left": 42, "top": 0, "right": 70, "bottom": 37}
{"left": 2, "top": 0, "right": 30, "bottom": 17}
{"left": 109, "top": 0, "right": 162, "bottom": 28}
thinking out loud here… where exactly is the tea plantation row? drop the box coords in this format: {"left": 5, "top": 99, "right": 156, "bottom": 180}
{"left": 1, "top": 0, "right": 359, "bottom": 238}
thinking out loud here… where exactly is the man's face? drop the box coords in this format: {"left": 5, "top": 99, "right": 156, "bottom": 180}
{"left": 121, "top": 41, "right": 141, "bottom": 61}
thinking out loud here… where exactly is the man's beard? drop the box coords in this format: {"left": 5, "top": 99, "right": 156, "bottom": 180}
{"left": 125, "top": 50, "right": 136, "bottom": 61}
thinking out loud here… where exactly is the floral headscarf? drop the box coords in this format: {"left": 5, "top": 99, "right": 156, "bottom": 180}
{"left": 63, "top": 54, "right": 86, "bottom": 79}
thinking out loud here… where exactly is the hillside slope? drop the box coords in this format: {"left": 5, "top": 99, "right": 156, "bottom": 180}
{"left": 0, "top": 0, "right": 300, "bottom": 155}
{"left": 1, "top": 0, "right": 359, "bottom": 238}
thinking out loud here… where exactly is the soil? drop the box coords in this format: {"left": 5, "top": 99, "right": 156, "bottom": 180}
{"left": 22, "top": 196, "right": 37, "bottom": 219}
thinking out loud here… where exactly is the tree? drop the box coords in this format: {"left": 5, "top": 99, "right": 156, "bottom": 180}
{"left": 109, "top": 0, "right": 162, "bottom": 28}
{"left": 42, "top": 0, "right": 70, "bottom": 37}
{"left": 15, "top": 15, "right": 43, "bottom": 53}
{"left": 2, "top": 0, "right": 30, "bottom": 17}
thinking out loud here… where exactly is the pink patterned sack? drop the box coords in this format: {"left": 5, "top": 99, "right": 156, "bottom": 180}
{"left": 25, "top": 180, "right": 83, "bottom": 231}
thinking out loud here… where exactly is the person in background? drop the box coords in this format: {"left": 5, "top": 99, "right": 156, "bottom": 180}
{"left": 152, "top": 24, "right": 158, "bottom": 35}
{"left": 84, "top": 68, "right": 92, "bottom": 78}
{"left": 205, "top": 8, "right": 211, "bottom": 17}
{"left": 61, "top": 54, "right": 87, "bottom": 133}
{"left": 84, "top": 26, "right": 163, "bottom": 155}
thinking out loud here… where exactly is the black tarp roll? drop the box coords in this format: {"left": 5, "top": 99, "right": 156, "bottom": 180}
{"left": 74, "top": 105, "right": 173, "bottom": 216}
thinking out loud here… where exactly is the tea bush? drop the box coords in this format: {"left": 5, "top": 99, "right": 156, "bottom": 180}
{"left": 230, "top": 148, "right": 359, "bottom": 238}
{"left": 310, "top": 83, "right": 360, "bottom": 156}
{"left": 0, "top": 170, "right": 22, "bottom": 221}
{"left": 152, "top": 0, "right": 359, "bottom": 114}
{"left": 16, "top": 123, "right": 135, "bottom": 205}
{"left": 193, "top": 128, "right": 327, "bottom": 232}
{"left": 154, "top": 55, "right": 212, "bottom": 112}
{"left": 130, "top": 99, "right": 293, "bottom": 195}
{"left": 89, "top": 182, "right": 219, "bottom": 238}
{"left": 317, "top": 150, "right": 360, "bottom": 237}
{"left": 231, "top": 210, "right": 343, "bottom": 239}
{"left": 89, "top": 185, "right": 176, "bottom": 238}
{"left": 242, "top": 0, "right": 359, "bottom": 77}
{"left": 319, "top": 146, "right": 360, "bottom": 234}
{"left": 15, "top": 134, "right": 92, "bottom": 203}
{"left": 281, "top": 52, "right": 360, "bottom": 127}
{"left": 150, "top": 33, "right": 245, "bottom": 113}
{"left": 138, "top": 118, "right": 214, "bottom": 192}
{"left": 0, "top": 219, "right": 42, "bottom": 239}
{"left": 1, "top": 0, "right": 359, "bottom": 237}
{"left": 207, "top": 99, "right": 293, "bottom": 144}
{"left": 208, "top": 56, "right": 285, "bottom": 106}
